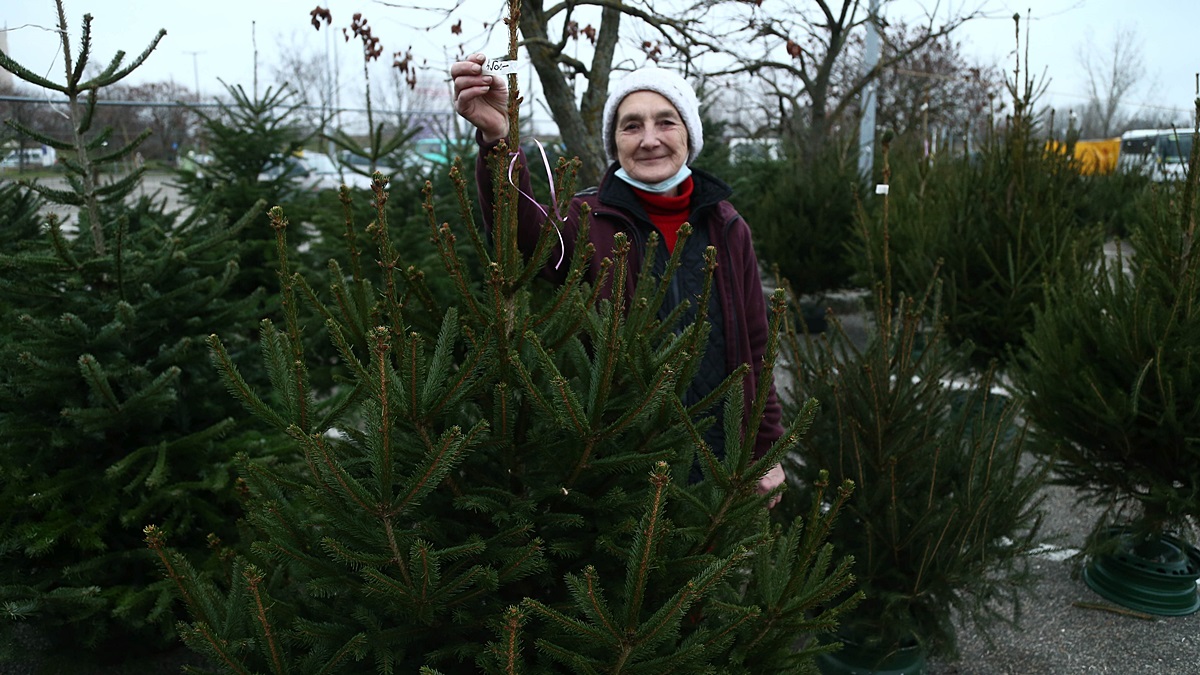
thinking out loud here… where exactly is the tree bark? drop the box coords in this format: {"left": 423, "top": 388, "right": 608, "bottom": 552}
{"left": 519, "top": 0, "right": 618, "bottom": 187}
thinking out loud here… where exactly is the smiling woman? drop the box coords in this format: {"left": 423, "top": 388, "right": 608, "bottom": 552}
{"left": 611, "top": 90, "right": 690, "bottom": 191}
{"left": 450, "top": 54, "right": 788, "bottom": 503}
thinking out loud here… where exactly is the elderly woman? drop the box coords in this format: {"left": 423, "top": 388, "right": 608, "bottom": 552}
{"left": 450, "top": 55, "right": 785, "bottom": 504}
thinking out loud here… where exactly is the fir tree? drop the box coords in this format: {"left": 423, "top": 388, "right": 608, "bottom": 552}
{"left": 310, "top": 7, "right": 420, "bottom": 184}
{"left": 0, "top": 2, "right": 273, "bottom": 660}
{"left": 148, "top": 3, "right": 861, "bottom": 671}
{"left": 854, "top": 15, "right": 1104, "bottom": 369}
{"left": 297, "top": 4, "right": 461, "bottom": 320}
{"left": 731, "top": 137, "right": 861, "bottom": 299}
{"left": 150, "top": 171, "right": 862, "bottom": 674}
{"left": 0, "top": 181, "right": 44, "bottom": 255}
{"left": 1013, "top": 102, "right": 1200, "bottom": 544}
{"left": 174, "top": 81, "right": 313, "bottom": 297}
{"left": 779, "top": 136, "right": 1046, "bottom": 663}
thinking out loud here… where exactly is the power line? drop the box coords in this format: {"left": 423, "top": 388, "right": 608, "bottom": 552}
{"left": 0, "top": 93, "right": 452, "bottom": 118}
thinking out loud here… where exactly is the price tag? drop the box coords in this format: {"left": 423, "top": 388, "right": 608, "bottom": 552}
{"left": 484, "top": 58, "right": 522, "bottom": 78}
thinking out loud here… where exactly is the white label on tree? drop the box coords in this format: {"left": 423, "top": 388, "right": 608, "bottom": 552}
{"left": 484, "top": 58, "right": 522, "bottom": 78}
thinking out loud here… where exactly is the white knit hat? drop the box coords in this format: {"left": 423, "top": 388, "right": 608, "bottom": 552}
{"left": 601, "top": 66, "right": 704, "bottom": 166}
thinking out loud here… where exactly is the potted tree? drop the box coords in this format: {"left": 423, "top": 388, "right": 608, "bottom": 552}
{"left": 1011, "top": 110, "right": 1200, "bottom": 616}
{"left": 777, "top": 143, "right": 1047, "bottom": 672}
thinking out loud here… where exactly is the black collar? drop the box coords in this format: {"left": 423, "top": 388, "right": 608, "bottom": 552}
{"left": 595, "top": 164, "right": 733, "bottom": 220}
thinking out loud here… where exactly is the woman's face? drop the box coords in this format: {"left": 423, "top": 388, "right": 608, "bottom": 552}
{"left": 613, "top": 90, "right": 689, "bottom": 187}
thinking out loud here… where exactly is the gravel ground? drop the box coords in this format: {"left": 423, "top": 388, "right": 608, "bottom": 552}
{"left": 926, "top": 482, "right": 1200, "bottom": 675}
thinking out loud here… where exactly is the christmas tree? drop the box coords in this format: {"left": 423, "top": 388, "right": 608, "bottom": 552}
{"left": 148, "top": 2, "right": 861, "bottom": 671}
{"left": 0, "top": 2, "right": 274, "bottom": 660}
{"left": 853, "top": 15, "right": 1104, "bottom": 369}
{"left": 173, "top": 81, "right": 312, "bottom": 298}
{"left": 779, "top": 137, "right": 1046, "bottom": 665}
{"left": 1013, "top": 104, "right": 1200, "bottom": 546}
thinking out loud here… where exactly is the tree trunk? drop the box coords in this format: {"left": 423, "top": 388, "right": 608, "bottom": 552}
{"left": 519, "top": 0, "right": 618, "bottom": 187}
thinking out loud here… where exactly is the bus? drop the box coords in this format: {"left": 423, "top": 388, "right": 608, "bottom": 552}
{"left": 1117, "top": 128, "right": 1194, "bottom": 182}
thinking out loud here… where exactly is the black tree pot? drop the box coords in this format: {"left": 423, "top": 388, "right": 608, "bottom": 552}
{"left": 815, "top": 634, "right": 927, "bottom": 675}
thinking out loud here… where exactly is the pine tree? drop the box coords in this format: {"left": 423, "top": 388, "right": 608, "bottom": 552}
{"left": 853, "top": 16, "right": 1104, "bottom": 369}
{"left": 149, "top": 172, "right": 863, "bottom": 674}
{"left": 311, "top": 7, "right": 420, "bottom": 184}
{"left": 731, "top": 138, "right": 861, "bottom": 299}
{"left": 779, "top": 137, "right": 1046, "bottom": 664}
{"left": 0, "top": 181, "right": 44, "bottom": 255}
{"left": 1012, "top": 104, "right": 1200, "bottom": 544}
{"left": 174, "top": 81, "right": 313, "bottom": 297}
{"left": 0, "top": 2, "right": 274, "bottom": 660}
{"left": 147, "top": 3, "right": 861, "bottom": 672}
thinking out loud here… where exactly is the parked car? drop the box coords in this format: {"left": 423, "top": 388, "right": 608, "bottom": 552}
{"left": 404, "top": 137, "right": 485, "bottom": 173}
{"left": 0, "top": 146, "right": 57, "bottom": 170}
{"left": 258, "top": 151, "right": 374, "bottom": 192}
{"left": 728, "top": 137, "right": 782, "bottom": 164}
{"left": 395, "top": 137, "right": 565, "bottom": 175}
{"left": 178, "top": 150, "right": 215, "bottom": 179}
{"left": 338, "top": 150, "right": 399, "bottom": 178}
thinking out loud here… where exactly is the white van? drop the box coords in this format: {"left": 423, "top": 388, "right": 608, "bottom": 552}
{"left": 0, "top": 146, "right": 58, "bottom": 169}
{"left": 1118, "top": 129, "right": 1193, "bottom": 182}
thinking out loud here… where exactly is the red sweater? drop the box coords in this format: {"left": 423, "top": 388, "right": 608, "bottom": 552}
{"left": 633, "top": 177, "right": 694, "bottom": 254}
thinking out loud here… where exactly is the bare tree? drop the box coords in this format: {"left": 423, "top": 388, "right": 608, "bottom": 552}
{"left": 380, "top": 0, "right": 717, "bottom": 185}
{"left": 271, "top": 34, "right": 339, "bottom": 132}
{"left": 117, "top": 80, "right": 199, "bottom": 161}
{"left": 1075, "top": 26, "right": 1147, "bottom": 138}
{"left": 872, "top": 23, "right": 1002, "bottom": 145}
{"left": 516, "top": 0, "right": 716, "bottom": 185}
{"left": 0, "top": 81, "right": 35, "bottom": 155}
{"left": 380, "top": 0, "right": 980, "bottom": 180}
{"left": 704, "top": 0, "right": 983, "bottom": 156}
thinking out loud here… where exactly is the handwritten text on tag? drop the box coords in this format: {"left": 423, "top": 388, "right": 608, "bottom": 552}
{"left": 484, "top": 58, "right": 522, "bottom": 78}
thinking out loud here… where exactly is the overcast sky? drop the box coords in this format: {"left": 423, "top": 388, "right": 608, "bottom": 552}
{"left": 4, "top": 0, "right": 1198, "bottom": 129}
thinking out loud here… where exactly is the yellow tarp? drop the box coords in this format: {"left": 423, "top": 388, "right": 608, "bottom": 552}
{"left": 1046, "top": 138, "right": 1121, "bottom": 175}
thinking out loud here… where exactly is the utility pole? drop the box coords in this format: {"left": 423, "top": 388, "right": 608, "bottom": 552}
{"left": 183, "top": 50, "right": 204, "bottom": 96}
{"left": 0, "top": 26, "right": 14, "bottom": 91}
{"left": 857, "top": 0, "right": 881, "bottom": 181}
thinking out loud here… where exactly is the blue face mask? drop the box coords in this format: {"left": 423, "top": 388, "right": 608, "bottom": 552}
{"left": 615, "top": 164, "right": 692, "bottom": 194}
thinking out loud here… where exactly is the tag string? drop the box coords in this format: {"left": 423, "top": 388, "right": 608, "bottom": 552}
{"left": 507, "top": 138, "right": 566, "bottom": 270}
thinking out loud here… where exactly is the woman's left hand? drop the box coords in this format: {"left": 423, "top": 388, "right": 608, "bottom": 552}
{"left": 756, "top": 463, "right": 785, "bottom": 509}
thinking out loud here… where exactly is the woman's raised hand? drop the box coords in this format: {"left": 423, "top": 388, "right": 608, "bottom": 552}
{"left": 450, "top": 53, "right": 510, "bottom": 143}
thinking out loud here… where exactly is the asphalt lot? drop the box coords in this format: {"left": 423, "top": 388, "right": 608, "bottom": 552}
{"left": 925, "top": 481, "right": 1200, "bottom": 675}
{"left": 16, "top": 171, "right": 190, "bottom": 225}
